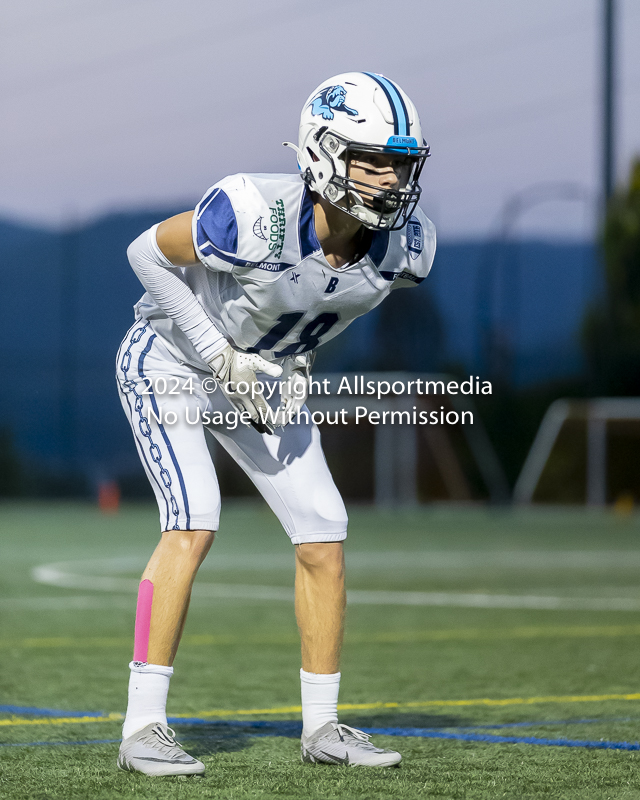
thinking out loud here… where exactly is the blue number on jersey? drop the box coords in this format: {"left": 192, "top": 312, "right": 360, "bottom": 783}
{"left": 275, "top": 312, "right": 339, "bottom": 356}
{"left": 246, "top": 313, "right": 304, "bottom": 353}
{"left": 248, "top": 312, "right": 339, "bottom": 356}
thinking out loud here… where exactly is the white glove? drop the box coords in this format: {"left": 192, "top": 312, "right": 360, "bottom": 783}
{"left": 208, "top": 343, "right": 283, "bottom": 434}
{"left": 273, "top": 352, "right": 314, "bottom": 427}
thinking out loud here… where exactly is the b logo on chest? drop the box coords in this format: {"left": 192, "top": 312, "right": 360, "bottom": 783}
{"left": 325, "top": 277, "right": 340, "bottom": 294}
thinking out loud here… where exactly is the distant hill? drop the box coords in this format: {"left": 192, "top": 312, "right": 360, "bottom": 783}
{"left": 0, "top": 212, "right": 599, "bottom": 480}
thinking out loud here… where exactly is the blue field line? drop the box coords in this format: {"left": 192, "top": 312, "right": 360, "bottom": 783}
{"left": 3, "top": 716, "right": 640, "bottom": 751}
{"left": 0, "top": 705, "right": 105, "bottom": 717}
{"left": 3, "top": 729, "right": 639, "bottom": 751}
{"left": 166, "top": 717, "right": 302, "bottom": 731}
{"left": 359, "top": 726, "right": 640, "bottom": 750}
{"left": 4, "top": 706, "right": 634, "bottom": 732}
{"left": 2, "top": 707, "right": 639, "bottom": 752}
{"left": 170, "top": 718, "right": 640, "bottom": 750}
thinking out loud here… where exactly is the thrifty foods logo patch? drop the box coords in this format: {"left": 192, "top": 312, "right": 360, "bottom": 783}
{"left": 268, "top": 199, "right": 286, "bottom": 259}
{"left": 406, "top": 218, "right": 423, "bottom": 260}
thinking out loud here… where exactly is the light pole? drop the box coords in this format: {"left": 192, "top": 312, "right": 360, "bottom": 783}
{"left": 602, "top": 0, "right": 616, "bottom": 204}
{"left": 476, "top": 183, "right": 592, "bottom": 384}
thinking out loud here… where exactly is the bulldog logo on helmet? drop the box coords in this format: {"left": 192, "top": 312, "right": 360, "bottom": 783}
{"left": 308, "top": 85, "right": 358, "bottom": 121}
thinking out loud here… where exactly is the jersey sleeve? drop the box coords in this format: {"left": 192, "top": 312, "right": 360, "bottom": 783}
{"left": 192, "top": 183, "right": 239, "bottom": 273}
{"left": 391, "top": 208, "right": 436, "bottom": 290}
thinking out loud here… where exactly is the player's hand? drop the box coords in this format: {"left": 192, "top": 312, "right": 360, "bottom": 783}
{"left": 208, "top": 344, "right": 283, "bottom": 434}
{"left": 273, "top": 353, "right": 313, "bottom": 427}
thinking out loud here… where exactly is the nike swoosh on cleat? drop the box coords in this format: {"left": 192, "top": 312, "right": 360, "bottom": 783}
{"left": 320, "top": 750, "right": 350, "bottom": 765}
{"left": 133, "top": 756, "right": 198, "bottom": 764}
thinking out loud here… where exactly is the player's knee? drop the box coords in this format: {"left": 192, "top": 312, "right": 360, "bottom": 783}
{"left": 295, "top": 542, "right": 344, "bottom": 576}
{"left": 160, "top": 529, "right": 215, "bottom": 562}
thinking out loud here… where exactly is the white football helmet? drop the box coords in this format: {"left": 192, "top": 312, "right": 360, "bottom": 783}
{"left": 284, "top": 71, "right": 430, "bottom": 230}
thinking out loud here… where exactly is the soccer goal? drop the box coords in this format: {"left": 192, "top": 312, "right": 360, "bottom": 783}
{"left": 513, "top": 398, "right": 640, "bottom": 506}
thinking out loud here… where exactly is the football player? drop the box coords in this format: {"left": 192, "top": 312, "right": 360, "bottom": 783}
{"left": 116, "top": 71, "right": 435, "bottom": 775}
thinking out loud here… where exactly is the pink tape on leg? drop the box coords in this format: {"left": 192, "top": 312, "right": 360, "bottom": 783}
{"left": 133, "top": 579, "right": 154, "bottom": 663}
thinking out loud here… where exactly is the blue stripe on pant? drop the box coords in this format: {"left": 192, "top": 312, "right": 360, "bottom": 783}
{"left": 117, "top": 324, "right": 186, "bottom": 530}
{"left": 137, "top": 333, "right": 191, "bottom": 529}
{"left": 117, "top": 323, "right": 172, "bottom": 529}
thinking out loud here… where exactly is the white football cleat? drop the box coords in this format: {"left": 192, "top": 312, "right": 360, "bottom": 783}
{"left": 117, "top": 722, "right": 205, "bottom": 776}
{"left": 301, "top": 721, "right": 401, "bottom": 767}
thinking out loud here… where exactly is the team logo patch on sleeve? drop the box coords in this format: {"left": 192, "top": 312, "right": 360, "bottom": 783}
{"left": 406, "top": 219, "right": 423, "bottom": 260}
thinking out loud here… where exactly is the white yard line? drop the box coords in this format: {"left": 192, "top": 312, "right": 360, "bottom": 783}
{"left": 6, "top": 588, "right": 640, "bottom": 611}
{"left": 30, "top": 549, "right": 640, "bottom": 583}
{"left": 15, "top": 554, "right": 640, "bottom": 611}
{"left": 345, "top": 591, "right": 640, "bottom": 611}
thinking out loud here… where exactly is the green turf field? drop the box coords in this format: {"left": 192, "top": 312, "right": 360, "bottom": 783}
{"left": 2, "top": 501, "right": 640, "bottom": 799}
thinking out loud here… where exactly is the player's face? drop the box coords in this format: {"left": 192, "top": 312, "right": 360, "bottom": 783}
{"left": 347, "top": 152, "right": 413, "bottom": 195}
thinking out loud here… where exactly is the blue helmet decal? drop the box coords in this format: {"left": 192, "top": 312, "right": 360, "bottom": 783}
{"left": 308, "top": 85, "right": 358, "bottom": 121}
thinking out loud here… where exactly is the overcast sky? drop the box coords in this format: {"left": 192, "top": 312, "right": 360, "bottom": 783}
{"left": 1, "top": 0, "right": 639, "bottom": 238}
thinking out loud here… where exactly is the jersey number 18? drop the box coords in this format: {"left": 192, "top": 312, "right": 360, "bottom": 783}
{"left": 248, "top": 312, "right": 339, "bottom": 356}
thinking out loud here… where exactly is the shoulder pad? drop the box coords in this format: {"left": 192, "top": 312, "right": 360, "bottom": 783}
{"left": 193, "top": 174, "right": 319, "bottom": 274}
{"left": 193, "top": 184, "right": 238, "bottom": 271}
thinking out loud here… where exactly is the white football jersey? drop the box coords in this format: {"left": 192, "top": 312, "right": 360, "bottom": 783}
{"left": 136, "top": 173, "right": 436, "bottom": 370}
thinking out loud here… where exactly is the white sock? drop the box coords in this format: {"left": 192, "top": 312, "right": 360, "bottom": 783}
{"left": 300, "top": 669, "right": 340, "bottom": 738}
{"left": 122, "top": 661, "right": 174, "bottom": 739}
